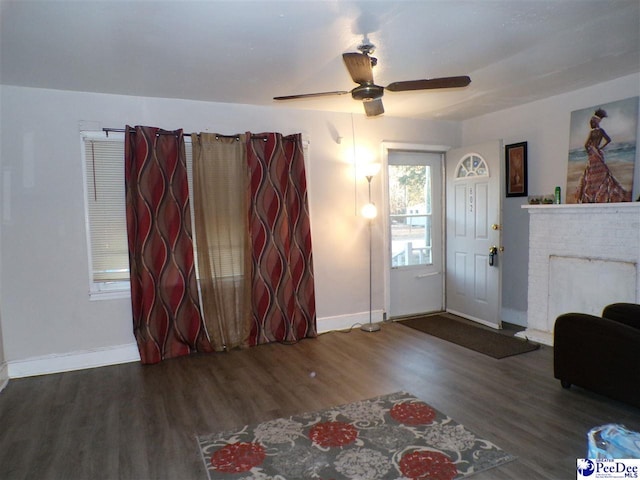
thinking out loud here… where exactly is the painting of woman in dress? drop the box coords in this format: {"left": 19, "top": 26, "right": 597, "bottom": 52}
{"left": 567, "top": 97, "right": 638, "bottom": 203}
{"left": 576, "top": 108, "right": 631, "bottom": 202}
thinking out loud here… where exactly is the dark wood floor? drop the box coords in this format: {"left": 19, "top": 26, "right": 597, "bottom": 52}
{"left": 1, "top": 320, "right": 638, "bottom": 480}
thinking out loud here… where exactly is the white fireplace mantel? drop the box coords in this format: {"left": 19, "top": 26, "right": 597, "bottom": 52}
{"left": 517, "top": 202, "right": 640, "bottom": 346}
{"left": 522, "top": 202, "right": 640, "bottom": 214}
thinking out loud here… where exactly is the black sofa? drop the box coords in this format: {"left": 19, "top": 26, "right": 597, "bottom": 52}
{"left": 554, "top": 303, "right": 640, "bottom": 408}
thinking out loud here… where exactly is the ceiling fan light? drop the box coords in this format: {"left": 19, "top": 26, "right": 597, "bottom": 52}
{"left": 351, "top": 84, "right": 384, "bottom": 101}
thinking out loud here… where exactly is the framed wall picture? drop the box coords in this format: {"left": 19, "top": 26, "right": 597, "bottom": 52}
{"left": 505, "top": 142, "right": 528, "bottom": 197}
{"left": 566, "top": 97, "right": 638, "bottom": 203}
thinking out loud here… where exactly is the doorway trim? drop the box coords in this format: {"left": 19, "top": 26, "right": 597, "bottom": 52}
{"left": 381, "top": 142, "right": 451, "bottom": 319}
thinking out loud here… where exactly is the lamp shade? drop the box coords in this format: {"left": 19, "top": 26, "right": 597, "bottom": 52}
{"left": 362, "top": 162, "right": 381, "bottom": 179}
{"left": 361, "top": 202, "right": 378, "bottom": 219}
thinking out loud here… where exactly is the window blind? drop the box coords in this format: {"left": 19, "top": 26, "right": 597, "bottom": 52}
{"left": 83, "top": 135, "right": 130, "bottom": 284}
{"left": 82, "top": 133, "right": 197, "bottom": 292}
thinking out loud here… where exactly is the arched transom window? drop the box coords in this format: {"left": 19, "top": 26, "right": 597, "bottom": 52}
{"left": 455, "top": 154, "right": 489, "bottom": 178}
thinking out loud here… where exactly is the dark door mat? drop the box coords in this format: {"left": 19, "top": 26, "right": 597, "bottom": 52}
{"left": 399, "top": 314, "right": 540, "bottom": 359}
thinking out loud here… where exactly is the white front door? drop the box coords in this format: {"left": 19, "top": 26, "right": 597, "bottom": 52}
{"left": 384, "top": 145, "right": 444, "bottom": 318}
{"left": 445, "top": 141, "right": 503, "bottom": 329}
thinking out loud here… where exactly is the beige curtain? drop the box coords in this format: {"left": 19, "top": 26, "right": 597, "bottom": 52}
{"left": 191, "top": 133, "right": 252, "bottom": 351}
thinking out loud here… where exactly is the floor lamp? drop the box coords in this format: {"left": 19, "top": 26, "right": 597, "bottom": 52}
{"left": 361, "top": 164, "right": 380, "bottom": 332}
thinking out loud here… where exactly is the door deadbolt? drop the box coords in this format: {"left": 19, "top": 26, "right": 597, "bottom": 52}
{"left": 489, "top": 246, "right": 498, "bottom": 266}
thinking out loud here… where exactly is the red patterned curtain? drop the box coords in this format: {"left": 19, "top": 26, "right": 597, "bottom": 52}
{"left": 246, "top": 133, "right": 317, "bottom": 345}
{"left": 124, "top": 126, "right": 212, "bottom": 364}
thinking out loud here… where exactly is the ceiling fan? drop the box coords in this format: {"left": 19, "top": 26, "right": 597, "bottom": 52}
{"left": 273, "top": 41, "right": 471, "bottom": 117}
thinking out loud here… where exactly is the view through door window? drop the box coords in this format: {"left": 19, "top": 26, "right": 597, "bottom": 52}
{"left": 388, "top": 164, "right": 432, "bottom": 267}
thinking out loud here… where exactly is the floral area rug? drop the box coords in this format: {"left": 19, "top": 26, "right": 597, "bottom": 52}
{"left": 197, "top": 391, "right": 515, "bottom": 480}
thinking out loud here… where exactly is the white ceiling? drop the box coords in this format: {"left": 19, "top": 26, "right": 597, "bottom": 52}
{"left": 1, "top": 0, "right": 639, "bottom": 120}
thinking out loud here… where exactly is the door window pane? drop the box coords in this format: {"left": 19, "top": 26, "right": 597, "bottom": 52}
{"left": 455, "top": 154, "right": 488, "bottom": 178}
{"left": 388, "top": 165, "right": 432, "bottom": 267}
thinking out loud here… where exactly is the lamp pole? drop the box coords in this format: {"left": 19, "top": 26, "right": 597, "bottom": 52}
{"left": 361, "top": 174, "right": 381, "bottom": 332}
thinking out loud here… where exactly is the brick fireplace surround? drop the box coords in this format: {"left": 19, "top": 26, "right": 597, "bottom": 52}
{"left": 517, "top": 202, "right": 640, "bottom": 346}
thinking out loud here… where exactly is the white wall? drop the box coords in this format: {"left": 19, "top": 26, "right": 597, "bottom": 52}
{"left": 461, "top": 74, "right": 640, "bottom": 326}
{"left": 0, "top": 307, "right": 6, "bottom": 391}
{"left": 0, "top": 292, "right": 6, "bottom": 391}
{"left": 0, "top": 88, "right": 7, "bottom": 390}
{"left": 4, "top": 75, "right": 636, "bottom": 375}
{"left": 0, "top": 85, "right": 461, "bottom": 375}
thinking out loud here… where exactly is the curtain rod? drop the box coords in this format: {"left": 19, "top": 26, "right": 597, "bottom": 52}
{"left": 103, "top": 128, "right": 268, "bottom": 141}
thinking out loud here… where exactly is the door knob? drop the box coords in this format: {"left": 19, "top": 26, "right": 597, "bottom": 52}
{"left": 491, "top": 224, "right": 501, "bottom": 230}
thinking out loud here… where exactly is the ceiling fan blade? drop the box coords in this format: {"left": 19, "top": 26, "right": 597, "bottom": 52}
{"left": 343, "top": 53, "right": 374, "bottom": 84}
{"left": 274, "top": 91, "right": 349, "bottom": 101}
{"left": 386, "top": 76, "right": 471, "bottom": 92}
{"left": 363, "top": 98, "right": 384, "bottom": 117}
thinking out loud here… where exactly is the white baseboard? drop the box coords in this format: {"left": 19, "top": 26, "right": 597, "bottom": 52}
{"left": 0, "top": 362, "right": 9, "bottom": 393}
{"left": 317, "top": 310, "right": 385, "bottom": 333}
{"left": 515, "top": 328, "right": 553, "bottom": 346}
{"left": 7, "top": 343, "right": 140, "bottom": 379}
{"left": 4, "top": 312, "right": 385, "bottom": 379}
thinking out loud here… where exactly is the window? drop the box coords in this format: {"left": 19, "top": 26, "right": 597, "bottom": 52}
{"left": 388, "top": 163, "right": 433, "bottom": 267}
{"left": 82, "top": 131, "right": 196, "bottom": 298}
{"left": 455, "top": 154, "right": 488, "bottom": 178}
{"left": 82, "top": 132, "right": 130, "bottom": 297}
{"left": 82, "top": 131, "right": 308, "bottom": 299}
